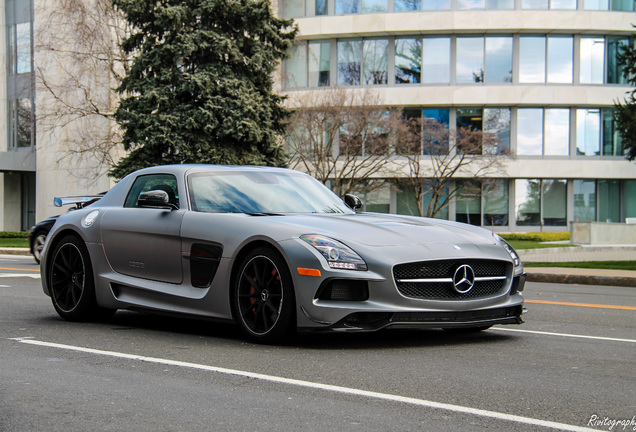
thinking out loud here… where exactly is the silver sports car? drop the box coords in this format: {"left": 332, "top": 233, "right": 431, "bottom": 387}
{"left": 41, "top": 165, "right": 526, "bottom": 343}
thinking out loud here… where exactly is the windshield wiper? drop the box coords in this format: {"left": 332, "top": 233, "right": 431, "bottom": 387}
{"left": 245, "top": 212, "right": 284, "bottom": 216}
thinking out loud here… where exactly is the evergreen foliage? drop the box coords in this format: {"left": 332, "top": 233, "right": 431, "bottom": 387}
{"left": 110, "top": 0, "right": 297, "bottom": 179}
{"left": 614, "top": 37, "right": 636, "bottom": 161}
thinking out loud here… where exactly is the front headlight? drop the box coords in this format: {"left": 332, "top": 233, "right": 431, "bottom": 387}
{"left": 494, "top": 234, "right": 521, "bottom": 267}
{"left": 301, "top": 235, "right": 367, "bottom": 271}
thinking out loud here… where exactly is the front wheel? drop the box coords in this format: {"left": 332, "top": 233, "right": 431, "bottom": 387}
{"left": 32, "top": 232, "right": 47, "bottom": 264}
{"left": 48, "top": 235, "right": 111, "bottom": 321}
{"left": 234, "top": 247, "right": 296, "bottom": 344}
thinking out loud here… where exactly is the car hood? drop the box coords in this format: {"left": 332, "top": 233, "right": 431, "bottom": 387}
{"left": 273, "top": 213, "right": 496, "bottom": 248}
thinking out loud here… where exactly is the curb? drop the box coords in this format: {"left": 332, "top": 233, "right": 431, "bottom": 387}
{"left": 0, "top": 248, "right": 31, "bottom": 257}
{"left": 526, "top": 272, "right": 636, "bottom": 288}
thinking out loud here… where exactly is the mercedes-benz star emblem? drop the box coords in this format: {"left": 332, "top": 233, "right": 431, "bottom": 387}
{"left": 453, "top": 264, "right": 475, "bottom": 294}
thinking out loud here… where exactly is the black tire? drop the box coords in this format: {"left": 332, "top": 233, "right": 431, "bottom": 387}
{"left": 48, "top": 235, "right": 111, "bottom": 321}
{"left": 32, "top": 232, "right": 47, "bottom": 264}
{"left": 234, "top": 247, "right": 296, "bottom": 344}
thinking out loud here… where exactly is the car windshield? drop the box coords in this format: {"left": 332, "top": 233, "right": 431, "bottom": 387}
{"left": 188, "top": 171, "right": 354, "bottom": 214}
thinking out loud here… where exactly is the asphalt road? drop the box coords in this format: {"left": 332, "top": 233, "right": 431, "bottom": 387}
{"left": 1, "top": 254, "right": 634, "bottom": 432}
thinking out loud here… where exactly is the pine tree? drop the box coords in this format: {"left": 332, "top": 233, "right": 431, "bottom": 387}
{"left": 110, "top": 0, "right": 297, "bottom": 179}
{"left": 615, "top": 38, "right": 636, "bottom": 161}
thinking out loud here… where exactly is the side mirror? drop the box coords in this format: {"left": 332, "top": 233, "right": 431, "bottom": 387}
{"left": 138, "top": 190, "right": 178, "bottom": 210}
{"left": 344, "top": 194, "right": 362, "bottom": 211}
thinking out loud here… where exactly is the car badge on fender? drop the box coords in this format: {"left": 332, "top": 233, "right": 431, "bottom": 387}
{"left": 453, "top": 264, "right": 475, "bottom": 294}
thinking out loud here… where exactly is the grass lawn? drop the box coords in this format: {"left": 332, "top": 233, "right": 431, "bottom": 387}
{"left": 524, "top": 261, "right": 636, "bottom": 271}
{"left": 0, "top": 238, "right": 29, "bottom": 248}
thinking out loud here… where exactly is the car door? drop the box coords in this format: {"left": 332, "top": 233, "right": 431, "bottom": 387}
{"left": 101, "top": 173, "right": 185, "bottom": 284}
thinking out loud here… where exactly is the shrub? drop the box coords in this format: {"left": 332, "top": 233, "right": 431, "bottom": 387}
{"left": 0, "top": 231, "right": 29, "bottom": 239}
{"left": 498, "top": 232, "right": 570, "bottom": 242}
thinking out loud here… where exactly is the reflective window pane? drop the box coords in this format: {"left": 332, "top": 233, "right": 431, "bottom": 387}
{"left": 574, "top": 179, "right": 596, "bottom": 221}
{"left": 522, "top": 0, "right": 549, "bottom": 8}
{"left": 487, "top": 0, "right": 515, "bottom": 8}
{"left": 584, "top": 0, "right": 609, "bottom": 9}
{"left": 336, "top": 0, "right": 359, "bottom": 13}
{"left": 422, "top": 185, "right": 449, "bottom": 219}
{"left": 362, "top": 0, "right": 387, "bottom": 11}
{"left": 607, "top": 37, "right": 630, "bottom": 84}
{"left": 544, "top": 109, "right": 570, "bottom": 156}
{"left": 516, "top": 179, "right": 541, "bottom": 225}
{"left": 580, "top": 37, "right": 605, "bottom": 84}
{"left": 365, "top": 184, "right": 390, "bottom": 213}
{"left": 547, "top": 37, "right": 573, "bottom": 84}
{"left": 456, "top": 37, "right": 484, "bottom": 83}
{"left": 338, "top": 40, "right": 361, "bottom": 85}
{"left": 456, "top": 180, "right": 481, "bottom": 226}
{"left": 422, "top": 0, "right": 451, "bottom": 9}
{"left": 395, "top": 38, "right": 421, "bottom": 84}
{"left": 612, "top": 0, "right": 634, "bottom": 10}
{"left": 284, "top": 44, "right": 307, "bottom": 88}
{"left": 458, "top": 0, "right": 485, "bottom": 8}
{"left": 316, "top": 0, "right": 328, "bottom": 15}
{"left": 483, "top": 179, "right": 509, "bottom": 226}
{"left": 16, "top": 22, "right": 32, "bottom": 74}
{"left": 625, "top": 180, "right": 636, "bottom": 218}
{"left": 484, "top": 108, "right": 511, "bottom": 154}
{"left": 397, "top": 184, "right": 420, "bottom": 216}
{"left": 602, "top": 108, "right": 622, "bottom": 156}
{"left": 422, "top": 38, "right": 450, "bottom": 84}
{"left": 550, "top": 0, "right": 577, "bottom": 8}
{"left": 281, "top": 0, "right": 305, "bottom": 18}
{"left": 395, "top": 0, "right": 421, "bottom": 10}
{"left": 598, "top": 180, "right": 621, "bottom": 222}
{"left": 308, "top": 42, "right": 331, "bottom": 87}
{"left": 517, "top": 109, "right": 543, "bottom": 155}
{"left": 576, "top": 108, "right": 601, "bottom": 156}
{"left": 485, "top": 37, "right": 512, "bottom": 83}
{"left": 519, "top": 37, "right": 546, "bottom": 83}
{"left": 363, "top": 39, "right": 388, "bottom": 85}
{"left": 542, "top": 180, "right": 567, "bottom": 226}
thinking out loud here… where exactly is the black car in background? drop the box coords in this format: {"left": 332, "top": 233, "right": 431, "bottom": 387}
{"left": 28, "top": 216, "right": 58, "bottom": 263}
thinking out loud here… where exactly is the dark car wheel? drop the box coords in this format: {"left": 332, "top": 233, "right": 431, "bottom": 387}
{"left": 234, "top": 247, "right": 296, "bottom": 344}
{"left": 32, "top": 232, "right": 47, "bottom": 264}
{"left": 48, "top": 235, "right": 112, "bottom": 321}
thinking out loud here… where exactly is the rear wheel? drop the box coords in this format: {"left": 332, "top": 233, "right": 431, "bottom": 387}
{"left": 32, "top": 232, "right": 46, "bottom": 264}
{"left": 48, "top": 235, "right": 112, "bottom": 321}
{"left": 234, "top": 247, "right": 296, "bottom": 344}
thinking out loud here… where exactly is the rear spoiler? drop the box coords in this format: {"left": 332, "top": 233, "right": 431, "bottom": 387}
{"left": 53, "top": 195, "right": 103, "bottom": 209}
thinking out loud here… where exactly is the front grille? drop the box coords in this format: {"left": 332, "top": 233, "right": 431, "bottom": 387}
{"left": 393, "top": 259, "right": 510, "bottom": 300}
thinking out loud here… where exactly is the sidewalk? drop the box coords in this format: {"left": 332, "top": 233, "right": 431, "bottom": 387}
{"left": 520, "top": 245, "right": 636, "bottom": 288}
{"left": 2, "top": 246, "right": 635, "bottom": 287}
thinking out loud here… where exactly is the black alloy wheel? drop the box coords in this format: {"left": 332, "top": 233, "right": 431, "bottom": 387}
{"left": 49, "top": 235, "right": 106, "bottom": 321}
{"left": 235, "top": 247, "right": 295, "bottom": 343}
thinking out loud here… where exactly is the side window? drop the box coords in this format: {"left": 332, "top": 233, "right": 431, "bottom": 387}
{"left": 123, "top": 174, "right": 180, "bottom": 208}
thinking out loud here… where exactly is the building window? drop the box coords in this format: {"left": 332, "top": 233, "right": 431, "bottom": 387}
{"left": 485, "top": 37, "right": 513, "bottom": 83}
{"left": 520, "top": 36, "right": 573, "bottom": 84}
{"left": 523, "top": 0, "right": 577, "bottom": 8}
{"left": 625, "top": 180, "right": 636, "bottom": 219}
{"left": 575, "top": 108, "right": 621, "bottom": 157}
{"left": 284, "top": 44, "right": 307, "bottom": 88}
{"left": 484, "top": 108, "right": 511, "bottom": 154}
{"left": 516, "top": 179, "right": 567, "bottom": 226}
{"left": 483, "top": 179, "right": 509, "bottom": 226}
{"left": 607, "top": 37, "right": 630, "bottom": 85}
{"left": 422, "top": 37, "right": 450, "bottom": 84}
{"left": 316, "top": 0, "right": 329, "bottom": 14}
{"left": 573, "top": 179, "right": 596, "bottom": 221}
{"left": 456, "top": 180, "right": 482, "bottom": 226}
{"left": 457, "top": 37, "right": 484, "bottom": 83}
{"left": 517, "top": 108, "right": 570, "bottom": 156}
{"left": 281, "top": 0, "right": 305, "bottom": 18}
{"left": 338, "top": 39, "right": 361, "bottom": 85}
{"left": 395, "top": 38, "right": 422, "bottom": 84}
{"left": 363, "top": 39, "right": 388, "bottom": 85}
{"left": 598, "top": 180, "right": 621, "bottom": 222}
{"left": 423, "top": 0, "right": 451, "bottom": 9}
{"left": 585, "top": 0, "right": 634, "bottom": 10}
{"left": 336, "top": 0, "right": 359, "bottom": 14}
{"left": 580, "top": 37, "right": 605, "bottom": 84}
{"left": 309, "top": 42, "right": 331, "bottom": 87}
{"left": 362, "top": 0, "right": 387, "bottom": 12}
{"left": 395, "top": 0, "right": 421, "bottom": 10}
{"left": 9, "top": 98, "right": 33, "bottom": 149}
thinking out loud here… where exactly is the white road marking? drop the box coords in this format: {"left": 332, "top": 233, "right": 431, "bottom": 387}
{"left": 0, "top": 274, "right": 40, "bottom": 279}
{"left": 494, "top": 327, "right": 636, "bottom": 344}
{"left": 8, "top": 337, "right": 597, "bottom": 432}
